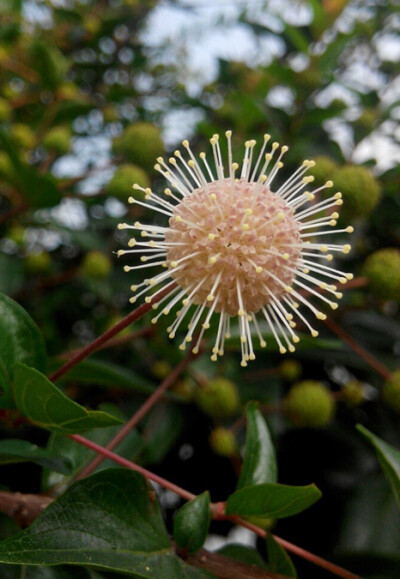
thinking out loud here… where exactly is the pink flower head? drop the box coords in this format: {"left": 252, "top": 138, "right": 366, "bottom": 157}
{"left": 118, "top": 132, "right": 353, "bottom": 366}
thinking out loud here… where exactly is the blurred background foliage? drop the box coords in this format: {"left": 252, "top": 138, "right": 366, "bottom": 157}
{"left": 1, "top": 0, "right": 400, "bottom": 577}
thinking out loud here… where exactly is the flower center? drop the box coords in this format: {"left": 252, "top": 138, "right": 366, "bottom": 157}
{"left": 165, "top": 178, "right": 301, "bottom": 316}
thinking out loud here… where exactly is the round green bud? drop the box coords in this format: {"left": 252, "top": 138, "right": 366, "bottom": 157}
{"left": 0, "top": 152, "right": 15, "bottom": 181}
{"left": 25, "top": 251, "right": 52, "bottom": 274}
{"left": 279, "top": 359, "right": 302, "bottom": 381}
{"left": 284, "top": 380, "right": 335, "bottom": 428}
{"left": 152, "top": 360, "right": 172, "bottom": 379}
{"left": 42, "top": 127, "right": 71, "bottom": 155}
{"left": 81, "top": 251, "right": 112, "bottom": 279}
{"left": 112, "top": 123, "right": 164, "bottom": 171}
{"left": 58, "top": 83, "right": 80, "bottom": 100}
{"left": 311, "top": 156, "right": 339, "bottom": 188}
{"left": 383, "top": 370, "right": 400, "bottom": 414}
{"left": 209, "top": 427, "right": 237, "bottom": 457}
{"left": 341, "top": 380, "right": 364, "bottom": 406}
{"left": 332, "top": 165, "right": 381, "bottom": 220}
{"left": 7, "top": 225, "right": 25, "bottom": 246}
{"left": 106, "top": 164, "right": 150, "bottom": 200}
{"left": 172, "top": 379, "right": 195, "bottom": 402}
{"left": 363, "top": 248, "right": 400, "bottom": 302}
{"left": 196, "top": 377, "right": 239, "bottom": 418}
{"left": 0, "top": 97, "right": 11, "bottom": 121}
{"left": 11, "top": 123, "right": 36, "bottom": 150}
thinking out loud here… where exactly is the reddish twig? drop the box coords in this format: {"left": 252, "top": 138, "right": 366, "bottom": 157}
{"left": 49, "top": 282, "right": 176, "bottom": 382}
{"left": 76, "top": 347, "right": 197, "bottom": 479}
{"left": 324, "top": 316, "right": 392, "bottom": 380}
{"left": 233, "top": 518, "right": 364, "bottom": 579}
{"left": 69, "top": 434, "right": 364, "bottom": 579}
{"left": 69, "top": 433, "right": 195, "bottom": 501}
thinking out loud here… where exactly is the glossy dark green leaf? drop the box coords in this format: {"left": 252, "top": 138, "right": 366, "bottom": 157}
{"left": 226, "top": 483, "right": 321, "bottom": 519}
{"left": 42, "top": 405, "right": 143, "bottom": 490}
{"left": 0, "top": 439, "right": 72, "bottom": 474}
{"left": 266, "top": 535, "right": 297, "bottom": 578}
{"left": 174, "top": 492, "right": 211, "bottom": 553}
{"left": 0, "top": 293, "right": 46, "bottom": 404}
{"left": 13, "top": 363, "right": 122, "bottom": 434}
{"left": 357, "top": 425, "right": 400, "bottom": 507}
{"left": 49, "top": 358, "right": 157, "bottom": 395}
{"left": 139, "top": 403, "right": 184, "bottom": 465}
{"left": 0, "top": 564, "right": 103, "bottom": 579}
{"left": 0, "top": 469, "right": 214, "bottom": 578}
{"left": 236, "top": 402, "right": 277, "bottom": 490}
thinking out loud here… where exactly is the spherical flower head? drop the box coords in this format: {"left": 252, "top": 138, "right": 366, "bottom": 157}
{"left": 332, "top": 165, "right": 381, "bottom": 220}
{"left": 118, "top": 132, "right": 353, "bottom": 366}
{"left": 209, "top": 427, "right": 238, "bottom": 457}
{"left": 383, "top": 370, "right": 400, "bottom": 414}
{"left": 363, "top": 248, "right": 400, "bottom": 302}
{"left": 43, "top": 126, "right": 71, "bottom": 155}
{"left": 106, "top": 164, "right": 150, "bottom": 201}
{"left": 284, "top": 380, "right": 335, "bottom": 428}
{"left": 195, "top": 377, "right": 239, "bottom": 418}
{"left": 81, "top": 251, "right": 112, "bottom": 279}
{"left": 311, "top": 156, "right": 339, "bottom": 188}
{"left": 112, "top": 123, "right": 164, "bottom": 172}
{"left": 341, "top": 380, "right": 364, "bottom": 406}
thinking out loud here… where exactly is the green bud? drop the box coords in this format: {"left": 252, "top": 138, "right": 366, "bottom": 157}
{"left": 0, "top": 152, "right": 15, "bottom": 181}
{"left": 25, "top": 251, "right": 52, "bottom": 274}
{"left": 311, "top": 156, "right": 338, "bottom": 188}
{"left": 106, "top": 164, "right": 150, "bottom": 200}
{"left": 196, "top": 377, "right": 239, "bottom": 418}
{"left": 341, "top": 380, "right": 364, "bottom": 406}
{"left": 7, "top": 226, "right": 25, "bottom": 246}
{"left": 0, "top": 97, "right": 11, "bottom": 121}
{"left": 383, "top": 370, "right": 400, "bottom": 414}
{"left": 81, "top": 251, "right": 112, "bottom": 279}
{"left": 284, "top": 380, "right": 335, "bottom": 428}
{"left": 112, "top": 123, "right": 164, "bottom": 171}
{"left": 152, "top": 360, "right": 172, "bottom": 379}
{"left": 279, "top": 359, "right": 302, "bottom": 381}
{"left": 172, "top": 379, "right": 195, "bottom": 402}
{"left": 332, "top": 165, "right": 381, "bottom": 220}
{"left": 43, "top": 127, "right": 71, "bottom": 155}
{"left": 11, "top": 123, "right": 36, "bottom": 150}
{"left": 209, "top": 427, "right": 237, "bottom": 457}
{"left": 363, "top": 248, "right": 400, "bottom": 302}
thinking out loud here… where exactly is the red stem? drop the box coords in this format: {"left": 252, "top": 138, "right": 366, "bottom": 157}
{"left": 49, "top": 282, "right": 176, "bottom": 382}
{"left": 234, "top": 518, "right": 364, "bottom": 579}
{"left": 76, "top": 347, "right": 197, "bottom": 479}
{"left": 69, "top": 434, "right": 364, "bottom": 579}
{"left": 324, "top": 316, "right": 392, "bottom": 380}
{"left": 70, "top": 434, "right": 195, "bottom": 502}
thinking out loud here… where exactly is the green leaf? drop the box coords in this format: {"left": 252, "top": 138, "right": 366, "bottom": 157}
{"left": 174, "top": 492, "right": 211, "bottom": 554}
{"left": 0, "top": 469, "right": 214, "bottom": 578}
{"left": 266, "top": 535, "right": 297, "bottom": 578}
{"left": 0, "top": 564, "right": 102, "bottom": 578}
{"left": 225, "top": 482, "right": 321, "bottom": 519}
{"left": 42, "top": 405, "right": 143, "bottom": 490}
{"left": 49, "top": 358, "right": 157, "bottom": 395}
{"left": 0, "top": 439, "right": 72, "bottom": 474}
{"left": 236, "top": 402, "right": 277, "bottom": 490}
{"left": 0, "top": 293, "right": 46, "bottom": 404}
{"left": 139, "top": 403, "right": 184, "bottom": 465}
{"left": 357, "top": 425, "right": 400, "bottom": 507}
{"left": 13, "top": 363, "right": 122, "bottom": 434}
